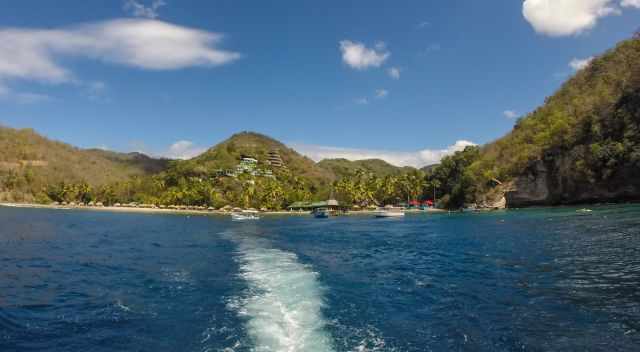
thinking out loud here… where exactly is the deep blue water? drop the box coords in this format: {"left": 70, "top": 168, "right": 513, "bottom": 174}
{"left": 1, "top": 205, "right": 640, "bottom": 351}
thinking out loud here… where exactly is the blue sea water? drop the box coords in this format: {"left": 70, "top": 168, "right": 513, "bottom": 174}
{"left": 1, "top": 205, "right": 640, "bottom": 351}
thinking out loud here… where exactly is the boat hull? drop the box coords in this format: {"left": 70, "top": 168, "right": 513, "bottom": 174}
{"left": 231, "top": 214, "right": 260, "bottom": 221}
{"left": 374, "top": 212, "right": 405, "bottom": 218}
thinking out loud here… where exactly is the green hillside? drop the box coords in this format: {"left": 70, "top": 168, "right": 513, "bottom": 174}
{"left": 191, "top": 131, "right": 334, "bottom": 186}
{"left": 0, "top": 126, "right": 169, "bottom": 202}
{"left": 317, "top": 158, "right": 414, "bottom": 179}
{"left": 427, "top": 36, "right": 640, "bottom": 208}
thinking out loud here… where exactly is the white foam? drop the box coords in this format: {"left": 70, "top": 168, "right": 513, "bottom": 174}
{"left": 232, "top": 238, "right": 335, "bottom": 352}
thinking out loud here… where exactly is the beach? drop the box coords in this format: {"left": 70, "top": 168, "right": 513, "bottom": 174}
{"left": 0, "top": 202, "right": 446, "bottom": 216}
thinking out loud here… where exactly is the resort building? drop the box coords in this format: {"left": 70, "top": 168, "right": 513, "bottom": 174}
{"left": 287, "top": 199, "right": 345, "bottom": 212}
{"left": 214, "top": 155, "right": 276, "bottom": 179}
{"left": 266, "top": 149, "right": 285, "bottom": 168}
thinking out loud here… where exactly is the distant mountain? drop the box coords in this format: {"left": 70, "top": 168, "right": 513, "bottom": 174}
{"left": 317, "top": 158, "right": 414, "bottom": 179}
{"left": 0, "top": 126, "right": 168, "bottom": 202}
{"left": 420, "top": 164, "right": 439, "bottom": 173}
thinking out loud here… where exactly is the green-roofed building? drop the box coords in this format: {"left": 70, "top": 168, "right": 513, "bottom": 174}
{"left": 287, "top": 199, "right": 346, "bottom": 212}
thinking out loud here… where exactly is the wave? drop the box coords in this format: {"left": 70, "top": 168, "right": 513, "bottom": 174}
{"left": 229, "top": 236, "right": 335, "bottom": 352}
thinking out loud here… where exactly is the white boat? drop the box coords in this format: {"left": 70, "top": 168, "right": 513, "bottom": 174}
{"left": 231, "top": 209, "right": 260, "bottom": 221}
{"left": 374, "top": 206, "right": 405, "bottom": 218}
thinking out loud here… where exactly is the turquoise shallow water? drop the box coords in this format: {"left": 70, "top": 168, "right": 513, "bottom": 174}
{"left": 1, "top": 205, "right": 640, "bottom": 351}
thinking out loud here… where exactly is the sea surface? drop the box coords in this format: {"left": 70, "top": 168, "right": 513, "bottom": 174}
{"left": 1, "top": 205, "right": 640, "bottom": 351}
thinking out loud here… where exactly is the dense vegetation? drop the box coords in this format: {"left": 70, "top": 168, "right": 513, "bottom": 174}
{"left": 0, "top": 126, "right": 168, "bottom": 203}
{"left": 426, "top": 35, "right": 640, "bottom": 208}
{"left": 317, "top": 158, "right": 415, "bottom": 178}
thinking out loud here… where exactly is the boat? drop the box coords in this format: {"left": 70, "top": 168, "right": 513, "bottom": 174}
{"left": 312, "top": 207, "right": 330, "bottom": 218}
{"left": 374, "top": 205, "right": 405, "bottom": 218}
{"left": 231, "top": 209, "right": 260, "bottom": 221}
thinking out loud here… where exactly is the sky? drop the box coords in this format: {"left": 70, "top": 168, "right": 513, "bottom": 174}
{"left": 0, "top": 0, "right": 638, "bottom": 167}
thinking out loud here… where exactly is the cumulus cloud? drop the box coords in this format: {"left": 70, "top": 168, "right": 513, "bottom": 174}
{"left": 164, "top": 140, "right": 207, "bottom": 159}
{"left": 503, "top": 110, "right": 518, "bottom": 119}
{"left": 340, "top": 40, "right": 390, "bottom": 70}
{"left": 0, "top": 19, "right": 241, "bottom": 92}
{"left": 569, "top": 56, "right": 594, "bottom": 71}
{"left": 291, "top": 140, "right": 476, "bottom": 168}
{"left": 123, "top": 0, "right": 166, "bottom": 19}
{"left": 621, "top": 0, "right": 640, "bottom": 8}
{"left": 387, "top": 67, "right": 401, "bottom": 79}
{"left": 375, "top": 89, "right": 388, "bottom": 98}
{"left": 522, "top": 0, "right": 620, "bottom": 36}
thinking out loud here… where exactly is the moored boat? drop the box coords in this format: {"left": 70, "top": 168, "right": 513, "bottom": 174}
{"left": 231, "top": 209, "right": 260, "bottom": 221}
{"left": 374, "top": 205, "right": 405, "bottom": 218}
{"left": 312, "top": 207, "right": 330, "bottom": 218}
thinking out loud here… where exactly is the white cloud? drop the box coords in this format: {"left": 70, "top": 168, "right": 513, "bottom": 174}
{"left": 124, "top": 0, "right": 166, "bottom": 19}
{"left": 339, "top": 40, "right": 390, "bottom": 70}
{"left": 522, "top": 0, "right": 620, "bottom": 36}
{"left": 0, "top": 19, "right": 241, "bottom": 93}
{"left": 503, "top": 110, "right": 518, "bottom": 119}
{"left": 375, "top": 89, "right": 388, "bottom": 98}
{"left": 291, "top": 140, "right": 477, "bottom": 168}
{"left": 0, "top": 89, "right": 52, "bottom": 104}
{"left": 387, "top": 67, "right": 401, "bottom": 79}
{"left": 164, "top": 140, "right": 206, "bottom": 159}
{"left": 569, "top": 56, "right": 594, "bottom": 70}
{"left": 621, "top": 0, "right": 640, "bottom": 8}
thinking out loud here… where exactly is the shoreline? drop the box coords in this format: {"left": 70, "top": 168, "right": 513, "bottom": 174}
{"left": 0, "top": 202, "right": 447, "bottom": 217}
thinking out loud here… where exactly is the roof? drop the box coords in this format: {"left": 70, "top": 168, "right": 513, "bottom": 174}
{"left": 287, "top": 200, "right": 341, "bottom": 209}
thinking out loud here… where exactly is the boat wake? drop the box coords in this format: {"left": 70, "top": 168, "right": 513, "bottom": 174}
{"left": 228, "top": 235, "right": 335, "bottom": 352}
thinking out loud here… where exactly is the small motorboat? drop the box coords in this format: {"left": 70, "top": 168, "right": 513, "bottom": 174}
{"left": 231, "top": 209, "right": 260, "bottom": 221}
{"left": 312, "top": 207, "right": 330, "bottom": 218}
{"left": 374, "top": 205, "right": 405, "bottom": 218}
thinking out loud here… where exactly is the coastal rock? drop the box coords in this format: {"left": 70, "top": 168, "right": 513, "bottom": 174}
{"left": 505, "top": 160, "right": 550, "bottom": 207}
{"left": 506, "top": 151, "right": 640, "bottom": 207}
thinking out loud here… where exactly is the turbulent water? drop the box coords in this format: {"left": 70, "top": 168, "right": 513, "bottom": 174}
{"left": 1, "top": 206, "right": 640, "bottom": 351}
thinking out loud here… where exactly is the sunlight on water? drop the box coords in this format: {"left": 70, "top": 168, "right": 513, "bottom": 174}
{"left": 231, "top": 237, "right": 335, "bottom": 352}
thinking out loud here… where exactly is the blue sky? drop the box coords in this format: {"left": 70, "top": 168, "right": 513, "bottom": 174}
{"left": 0, "top": 0, "right": 638, "bottom": 166}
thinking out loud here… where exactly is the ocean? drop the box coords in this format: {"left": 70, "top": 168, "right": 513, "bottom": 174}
{"left": 1, "top": 205, "right": 639, "bottom": 351}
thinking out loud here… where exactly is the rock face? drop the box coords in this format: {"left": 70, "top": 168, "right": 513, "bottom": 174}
{"left": 505, "top": 153, "right": 640, "bottom": 208}
{"left": 505, "top": 160, "right": 550, "bottom": 207}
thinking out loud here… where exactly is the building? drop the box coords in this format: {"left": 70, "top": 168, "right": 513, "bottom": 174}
{"left": 287, "top": 199, "right": 346, "bottom": 212}
{"left": 266, "top": 149, "right": 285, "bottom": 168}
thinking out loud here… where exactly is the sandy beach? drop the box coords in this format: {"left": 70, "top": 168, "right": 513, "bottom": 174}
{"left": 0, "top": 202, "right": 446, "bottom": 217}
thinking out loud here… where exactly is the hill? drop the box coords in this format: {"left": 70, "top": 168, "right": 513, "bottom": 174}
{"left": 0, "top": 126, "right": 169, "bottom": 202}
{"left": 426, "top": 35, "right": 640, "bottom": 208}
{"left": 317, "top": 158, "right": 414, "bottom": 178}
{"left": 191, "top": 131, "right": 334, "bottom": 185}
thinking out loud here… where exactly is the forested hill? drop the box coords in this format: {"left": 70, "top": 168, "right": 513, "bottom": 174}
{"left": 0, "top": 126, "right": 169, "bottom": 202}
{"left": 317, "top": 158, "right": 415, "bottom": 179}
{"left": 427, "top": 35, "right": 640, "bottom": 208}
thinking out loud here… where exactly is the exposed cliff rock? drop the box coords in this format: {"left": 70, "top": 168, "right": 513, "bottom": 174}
{"left": 506, "top": 151, "right": 640, "bottom": 208}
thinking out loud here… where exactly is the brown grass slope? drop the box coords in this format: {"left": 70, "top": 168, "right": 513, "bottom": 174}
{"left": 0, "top": 126, "right": 168, "bottom": 202}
